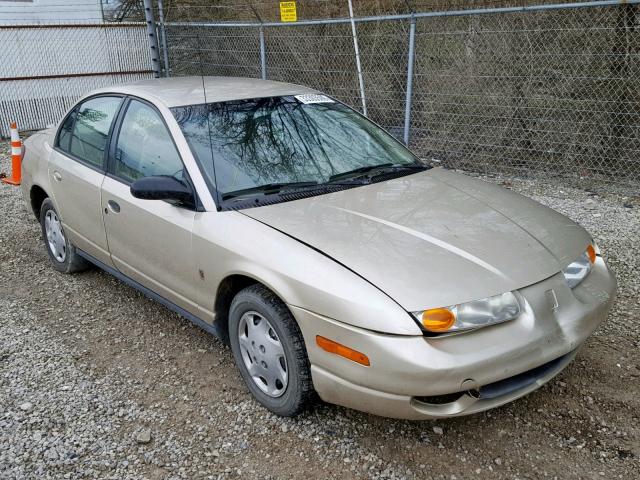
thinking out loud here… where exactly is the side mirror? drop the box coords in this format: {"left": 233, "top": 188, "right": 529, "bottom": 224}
{"left": 130, "top": 175, "right": 195, "bottom": 208}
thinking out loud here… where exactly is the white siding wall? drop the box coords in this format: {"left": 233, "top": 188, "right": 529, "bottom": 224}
{"left": 0, "top": 0, "right": 103, "bottom": 25}
{"left": 1, "top": 24, "right": 151, "bottom": 82}
{"left": 0, "top": 2, "right": 152, "bottom": 137}
{"left": 0, "top": 7, "right": 152, "bottom": 137}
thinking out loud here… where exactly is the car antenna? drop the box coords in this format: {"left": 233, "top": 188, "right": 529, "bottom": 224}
{"left": 195, "top": 26, "right": 223, "bottom": 212}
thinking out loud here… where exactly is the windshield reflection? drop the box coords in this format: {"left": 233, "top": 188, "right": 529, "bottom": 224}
{"left": 172, "top": 96, "right": 419, "bottom": 202}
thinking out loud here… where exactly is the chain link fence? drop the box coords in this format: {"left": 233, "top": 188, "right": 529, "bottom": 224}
{"left": 157, "top": 0, "right": 640, "bottom": 191}
{"left": 0, "top": 1, "right": 637, "bottom": 190}
{"left": 0, "top": 1, "right": 153, "bottom": 138}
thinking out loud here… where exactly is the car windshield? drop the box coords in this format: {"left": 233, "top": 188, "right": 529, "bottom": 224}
{"left": 171, "top": 95, "right": 425, "bottom": 204}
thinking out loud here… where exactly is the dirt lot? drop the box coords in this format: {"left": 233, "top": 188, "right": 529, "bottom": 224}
{"left": 1, "top": 145, "right": 639, "bottom": 480}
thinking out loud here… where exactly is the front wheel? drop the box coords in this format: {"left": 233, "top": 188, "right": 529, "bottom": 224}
{"left": 229, "top": 284, "right": 315, "bottom": 416}
{"left": 40, "top": 198, "right": 91, "bottom": 274}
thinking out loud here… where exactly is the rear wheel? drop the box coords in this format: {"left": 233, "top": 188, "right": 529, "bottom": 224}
{"left": 40, "top": 198, "right": 91, "bottom": 273}
{"left": 229, "top": 284, "right": 315, "bottom": 416}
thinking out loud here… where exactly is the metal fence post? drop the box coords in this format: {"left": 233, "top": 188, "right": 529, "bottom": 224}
{"left": 157, "top": 0, "right": 170, "bottom": 77}
{"left": 403, "top": 15, "right": 417, "bottom": 146}
{"left": 347, "top": 0, "right": 367, "bottom": 116}
{"left": 259, "top": 26, "right": 267, "bottom": 80}
{"left": 143, "top": 0, "right": 161, "bottom": 78}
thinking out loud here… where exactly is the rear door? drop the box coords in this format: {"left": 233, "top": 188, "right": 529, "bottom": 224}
{"left": 49, "top": 95, "right": 123, "bottom": 265}
{"left": 101, "top": 97, "right": 198, "bottom": 312}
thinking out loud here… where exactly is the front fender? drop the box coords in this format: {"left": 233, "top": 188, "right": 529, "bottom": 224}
{"left": 191, "top": 211, "right": 422, "bottom": 336}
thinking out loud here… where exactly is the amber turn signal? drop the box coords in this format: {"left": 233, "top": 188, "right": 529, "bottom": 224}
{"left": 586, "top": 244, "right": 597, "bottom": 264}
{"left": 316, "top": 336, "right": 370, "bottom": 366}
{"left": 421, "top": 308, "right": 456, "bottom": 332}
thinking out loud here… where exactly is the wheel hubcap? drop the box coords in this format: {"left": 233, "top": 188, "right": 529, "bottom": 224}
{"left": 238, "top": 311, "right": 288, "bottom": 398}
{"left": 45, "top": 210, "right": 66, "bottom": 262}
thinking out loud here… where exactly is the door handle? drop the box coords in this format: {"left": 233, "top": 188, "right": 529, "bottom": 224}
{"left": 53, "top": 171, "right": 62, "bottom": 182}
{"left": 107, "top": 200, "right": 121, "bottom": 213}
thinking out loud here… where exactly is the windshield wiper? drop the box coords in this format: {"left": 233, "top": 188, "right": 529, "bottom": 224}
{"left": 222, "top": 181, "right": 319, "bottom": 200}
{"left": 328, "top": 162, "right": 429, "bottom": 183}
{"left": 372, "top": 163, "right": 430, "bottom": 174}
{"left": 328, "top": 163, "right": 394, "bottom": 183}
{"left": 222, "top": 163, "right": 431, "bottom": 202}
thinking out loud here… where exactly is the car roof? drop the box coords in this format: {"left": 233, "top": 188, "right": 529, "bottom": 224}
{"left": 91, "top": 76, "right": 320, "bottom": 108}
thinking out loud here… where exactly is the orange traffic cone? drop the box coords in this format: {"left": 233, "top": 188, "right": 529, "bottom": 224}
{"left": 2, "top": 122, "right": 23, "bottom": 185}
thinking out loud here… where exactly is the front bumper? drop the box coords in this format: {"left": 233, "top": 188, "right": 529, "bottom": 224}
{"left": 290, "top": 257, "right": 616, "bottom": 419}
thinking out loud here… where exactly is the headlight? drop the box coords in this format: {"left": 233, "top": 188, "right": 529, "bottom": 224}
{"left": 562, "top": 244, "right": 597, "bottom": 289}
{"left": 413, "top": 291, "right": 521, "bottom": 334}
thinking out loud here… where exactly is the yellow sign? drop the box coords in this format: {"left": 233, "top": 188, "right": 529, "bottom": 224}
{"left": 280, "top": 1, "right": 297, "bottom": 22}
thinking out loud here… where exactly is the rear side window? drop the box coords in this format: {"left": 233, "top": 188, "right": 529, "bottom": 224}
{"left": 57, "top": 109, "right": 75, "bottom": 152}
{"left": 113, "top": 99, "right": 183, "bottom": 183}
{"left": 68, "top": 96, "right": 121, "bottom": 169}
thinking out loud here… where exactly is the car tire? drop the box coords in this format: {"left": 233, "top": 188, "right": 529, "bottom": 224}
{"left": 40, "top": 198, "right": 91, "bottom": 274}
{"left": 229, "top": 284, "right": 315, "bottom": 416}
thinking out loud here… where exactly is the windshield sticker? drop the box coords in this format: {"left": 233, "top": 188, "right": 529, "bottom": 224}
{"left": 294, "top": 94, "right": 335, "bottom": 104}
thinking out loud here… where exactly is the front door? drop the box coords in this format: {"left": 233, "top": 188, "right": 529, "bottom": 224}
{"left": 48, "top": 95, "right": 123, "bottom": 265}
{"left": 101, "top": 98, "right": 198, "bottom": 313}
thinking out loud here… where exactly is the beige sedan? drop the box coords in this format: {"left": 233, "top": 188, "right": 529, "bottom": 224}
{"left": 20, "top": 77, "right": 616, "bottom": 419}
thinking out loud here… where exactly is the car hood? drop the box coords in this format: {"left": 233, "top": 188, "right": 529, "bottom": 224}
{"left": 242, "top": 168, "right": 591, "bottom": 312}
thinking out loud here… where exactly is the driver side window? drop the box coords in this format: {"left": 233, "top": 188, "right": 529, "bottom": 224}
{"left": 113, "top": 99, "right": 184, "bottom": 183}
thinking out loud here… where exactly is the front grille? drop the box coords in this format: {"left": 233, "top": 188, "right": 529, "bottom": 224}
{"left": 414, "top": 350, "right": 574, "bottom": 405}
{"left": 414, "top": 391, "right": 466, "bottom": 405}
{"left": 478, "top": 351, "right": 573, "bottom": 399}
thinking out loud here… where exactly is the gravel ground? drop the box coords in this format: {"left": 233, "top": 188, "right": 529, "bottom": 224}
{"left": 1, "top": 144, "right": 639, "bottom": 479}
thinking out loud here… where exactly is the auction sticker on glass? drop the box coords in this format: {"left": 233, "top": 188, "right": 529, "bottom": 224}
{"left": 294, "top": 94, "right": 334, "bottom": 104}
{"left": 280, "top": 2, "right": 297, "bottom": 22}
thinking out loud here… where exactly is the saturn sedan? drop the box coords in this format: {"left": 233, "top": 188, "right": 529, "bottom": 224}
{"left": 19, "top": 76, "right": 616, "bottom": 418}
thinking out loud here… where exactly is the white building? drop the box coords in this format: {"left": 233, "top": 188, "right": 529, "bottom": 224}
{"left": 0, "top": 0, "right": 104, "bottom": 25}
{"left": 0, "top": 0, "right": 151, "bottom": 137}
